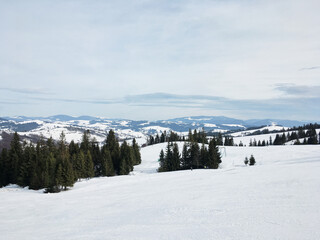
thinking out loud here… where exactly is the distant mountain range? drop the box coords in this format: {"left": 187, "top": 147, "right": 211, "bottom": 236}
{"left": 0, "top": 115, "right": 313, "bottom": 147}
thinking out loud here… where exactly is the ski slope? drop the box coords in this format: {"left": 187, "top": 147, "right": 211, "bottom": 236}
{"left": 1, "top": 143, "right": 320, "bottom": 239}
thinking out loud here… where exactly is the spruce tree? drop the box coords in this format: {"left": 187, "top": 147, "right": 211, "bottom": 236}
{"left": 165, "top": 142, "right": 172, "bottom": 171}
{"left": 1, "top": 148, "right": 9, "bottom": 186}
{"left": 132, "top": 138, "right": 141, "bottom": 165}
{"left": 244, "top": 157, "right": 249, "bottom": 165}
{"left": 74, "top": 150, "right": 85, "bottom": 179}
{"left": 190, "top": 142, "right": 200, "bottom": 169}
{"left": 171, "top": 143, "right": 181, "bottom": 171}
{"left": 158, "top": 149, "right": 166, "bottom": 172}
{"left": 120, "top": 141, "right": 134, "bottom": 174}
{"left": 249, "top": 155, "right": 256, "bottom": 166}
{"left": 208, "top": 139, "right": 221, "bottom": 169}
{"left": 105, "top": 130, "right": 120, "bottom": 174}
{"left": 84, "top": 151, "right": 95, "bottom": 178}
{"left": 101, "top": 148, "right": 115, "bottom": 176}
{"left": 80, "top": 130, "right": 91, "bottom": 153}
{"left": 181, "top": 142, "right": 190, "bottom": 170}
{"left": 8, "top": 132, "right": 22, "bottom": 184}
{"left": 200, "top": 143, "right": 208, "bottom": 168}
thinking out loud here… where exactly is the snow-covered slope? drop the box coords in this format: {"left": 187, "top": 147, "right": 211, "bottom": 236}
{"left": 0, "top": 115, "right": 311, "bottom": 147}
{"left": 1, "top": 143, "right": 320, "bottom": 240}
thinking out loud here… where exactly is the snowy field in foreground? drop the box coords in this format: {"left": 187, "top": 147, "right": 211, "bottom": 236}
{"left": 1, "top": 143, "right": 320, "bottom": 240}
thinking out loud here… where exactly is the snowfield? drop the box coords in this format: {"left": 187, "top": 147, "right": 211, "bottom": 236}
{"left": 1, "top": 143, "right": 320, "bottom": 240}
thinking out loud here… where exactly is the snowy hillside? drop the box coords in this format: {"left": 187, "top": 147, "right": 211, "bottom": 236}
{"left": 1, "top": 143, "right": 320, "bottom": 240}
{"left": 0, "top": 115, "right": 310, "bottom": 147}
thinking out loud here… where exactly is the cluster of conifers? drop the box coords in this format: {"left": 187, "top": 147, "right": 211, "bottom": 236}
{"left": 158, "top": 138, "right": 222, "bottom": 172}
{"left": 0, "top": 130, "right": 141, "bottom": 192}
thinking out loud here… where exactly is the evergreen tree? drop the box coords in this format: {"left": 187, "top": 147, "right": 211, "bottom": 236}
{"left": 132, "top": 138, "right": 141, "bottom": 165}
{"left": 46, "top": 152, "right": 57, "bottom": 191}
{"left": 8, "top": 132, "right": 22, "bottom": 184}
{"left": 119, "top": 141, "right": 133, "bottom": 175}
{"left": 101, "top": 148, "right": 115, "bottom": 176}
{"left": 249, "top": 155, "right": 256, "bottom": 166}
{"left": 84, "top": 151, "right": 95, "bottom": 178}
{"left": 190, "top": 142, "right": 200, "bottom": 169}
{"left": 91, "top": 141, "right": 101, "bottom": 176}
{"left": 18, "top": 144, "right": 35, "bottom": 187}
{"left": 69, "top": 140, "right": 79, "bottom": 157}
{"left": 200, "top": 143, "right": 208, "bottom": 168}
{"left": 171, "top": 143, "right": 181, "bottom": 171}
{"left": 217, "top": 133, "right": 223, "bottom": 145}
{"left": 208, "top": 139, "right": 221, "bottom": 169}
{"left": 158, "top": 149, "right": 166, "bottom": 172}
{"left": 105, "top": 130, "right": 120, "bottom": 174}
{"left": 74, "top": 150, "right": 85, "bottom": 179}
{"left": 80, "top": 130, "right": 91, "bottom": 153}
{"left": 165, "top": 142, "right": 172, "bottom": 171}
{"left": 0, "top": 149, "right": 9, "bottom": 186}
{"left": 56, "top": 132, "right": 75, "bottom": 190}
{"left": 181, "top": 142, "right": 191, "bottom": 170}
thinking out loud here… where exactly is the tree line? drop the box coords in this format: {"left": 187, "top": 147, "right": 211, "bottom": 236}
{"left": 0, "top": 130, "right": 141, "bottom": 192}
{"left": 247, "top": 127, "right": 319, "bottom": 146}
{"left": 147, "top": 129, "right": 234, "bottom": 147}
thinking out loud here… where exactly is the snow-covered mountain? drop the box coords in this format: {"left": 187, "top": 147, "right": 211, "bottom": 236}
{"left": 0, "top": 115, "right": 310, "bottom": 146}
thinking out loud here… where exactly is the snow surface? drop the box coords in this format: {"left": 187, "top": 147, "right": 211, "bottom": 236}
{"left": 231, "top": 125, "right": 288, "bottom": 137}
{"left": 1, "top": 143, "right": 320, "bottom": 240}
{"left": 221, "top": 123, "right": 245, "bottom": 128}
{"left": 204, "top": 123, "right": 217, "bottom": 127}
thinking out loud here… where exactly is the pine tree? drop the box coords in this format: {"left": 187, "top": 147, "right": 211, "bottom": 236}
{"left": 74, "top": 150, "right": 85, "bottom": 179}
{"left": 55, "top": 163, "right": 63, "bottom": 191}
{"left": 244, "top": 157, "right": 249, "bottom": 165}
{"left": 165, "top": 142, "right": 172, "bottom": 171}
{"left": 199, "top": 143, "right": 208, "bottom": 168}
{"left": 105, "top": 130, "right": 120, "bottom": 174}
{"left": 90, "top": 141, "right": 101, "bottom": 176}
{"left": 101, "top": 148, "right": 115, "bottom": 176}
{"left": 8, "top": 132, "right": 23, "bottom": 184}
{"left": 69, "top": 140, "right": 79, "bottom": 157}
{"left": 56, "top": 132, "right": 75, "bottom": 190}
{"left": 158, "top": 149, "right": 166, "bottom": 172}
{"left": 171, "top": 143, "right": 181, "bottom": 171}
{"left": 190, "top": 142, "right": 200, "bottom": 169}
{"left": 1, "top": 148, "right": 10, "bottom": 186}
{"left": 120, "top": 141, "right": 134, "bottom": 174}
{"left": 187, "top": 129, "right": 192, "bottom": 142}
{"left": 249, "top": 155, "right": 256, "bottom": 166}
{"left": 80, "top": 130, "right": 91, "bottom": 153}
{"left": 132, "top": 138, "right": 141, "bottom": 165}
{"left": 208, "top": 139, "right": 221, "bottom": 169}
{"left": 84, "top": 151, "right": 95, "bottom": 178}
{"left": 17, "top": 144, "right": 35, "bottom": 187}
{"left": 46, "top": 152, "right": 57, "bottom": 191}
{"left": 217, "top": 133, "right": 223, "bottom": 145}
{"left": 181, "top": 142, "right": 190, "bottom": 170}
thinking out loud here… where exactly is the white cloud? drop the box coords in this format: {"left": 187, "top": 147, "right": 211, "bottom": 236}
{"left": 0, "top": 0, "right": 319, "bottom": 120}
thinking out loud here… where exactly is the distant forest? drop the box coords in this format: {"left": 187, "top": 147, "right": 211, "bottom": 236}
{"left": 0, "top": 130, "right": 141, "bottom": 193}
{"left": 147, "top": 123, "right": 320, "bottom": 147}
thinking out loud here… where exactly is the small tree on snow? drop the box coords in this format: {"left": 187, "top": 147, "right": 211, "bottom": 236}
{"left": 249, "top": 155, "right": 256, "bottom": 166}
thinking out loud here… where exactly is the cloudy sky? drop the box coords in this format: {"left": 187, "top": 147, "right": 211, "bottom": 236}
{"left": 0, "top": 0, "right": 319, "bottom": 121}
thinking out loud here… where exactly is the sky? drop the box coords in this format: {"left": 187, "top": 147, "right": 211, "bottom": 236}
{"left": 0, "top": 0, "right": 319, "bottom": 121}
